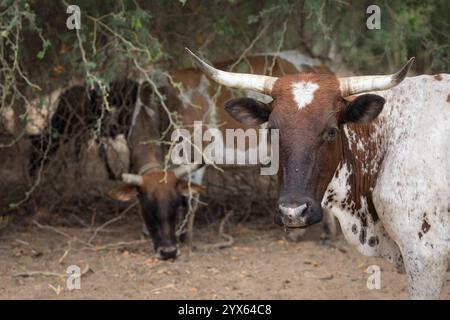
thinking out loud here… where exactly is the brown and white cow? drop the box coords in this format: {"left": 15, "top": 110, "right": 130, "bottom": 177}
{"left": 26, "top": 79, "right": 203, "bottom": 260}
{"left": 111, "top": 51, "right": 334, "bottom": 245}
{"left": 187, "top": 49, "right": 450, "bottom": 299}
{"left": 20, "top": 51, "right": 328, "bottom": 259}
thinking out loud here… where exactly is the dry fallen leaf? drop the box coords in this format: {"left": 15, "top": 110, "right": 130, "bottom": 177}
{"left": 59, "top": 44, "right": 71, "bottom": 54}
{"left": 146, "top": 257, "right": 160, "bottom": 265}
{"left": 207, "top": 267, "right": 219, "bottom": 275}
{"left": 48, "top": 284, "right": 63, "bottom": 295}
{"left": 305, "top": 271, "right": 334, "bottom": 280}
{"left": 52, "top": 65, "right": 65, "bottom": 74}
{"left": 157, "top": 269, "right": 173, "bottom": 275}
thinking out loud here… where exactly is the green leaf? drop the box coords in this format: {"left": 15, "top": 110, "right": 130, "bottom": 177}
{"left": 131, "top": 15, "right": 142, "bottom": 30}
{"left": 37, "top": 51, "right": 45, "bottom": 59}
{"left": 37, "top": 39, "right": 52, "bottom": 60}
{"left": 247, "top": 14, "right": 259, "bottom": 24}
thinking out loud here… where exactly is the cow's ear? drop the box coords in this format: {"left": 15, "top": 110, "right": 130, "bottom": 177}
{"left": 108, "top": 185, "right": 138, "bottom": 202}
{"left": 340, "top": 94, "right": 385, "bottom": 124}
{"left": 225, "top": 97, "right": 272, "bottom": 126}
{"left": 176, "top": 180, "right": 205, "bottom": 197}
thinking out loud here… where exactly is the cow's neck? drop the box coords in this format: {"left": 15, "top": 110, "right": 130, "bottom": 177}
{"left": 340, "top": 121, "right": 385, "bottom": 224}
{"left": 324, "top": 122, "right": 384, "bottom": 220}
{"left": 322, "top": 119, "right": 393, "bottom": 255}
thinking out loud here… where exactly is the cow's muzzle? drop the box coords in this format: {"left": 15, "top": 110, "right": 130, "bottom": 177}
{"left": 156, "top": 245, "right": 180, "bottom": 260}
{"left": 275, "top": 197, "right": 323, "bottom": 228}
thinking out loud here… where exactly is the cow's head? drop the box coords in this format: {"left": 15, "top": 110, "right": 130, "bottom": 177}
{"left": 108, "top": 164, "right": 203, "bottom": 260}
{"left": 186, "top": 48, "right": 413, "bottom": 229}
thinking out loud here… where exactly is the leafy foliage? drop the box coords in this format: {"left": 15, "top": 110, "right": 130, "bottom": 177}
{"left": 0, "top": 0, "right": 448, "bottom": 215}
{"left": 0, "top": 0, "right": 448, "bottom": 125}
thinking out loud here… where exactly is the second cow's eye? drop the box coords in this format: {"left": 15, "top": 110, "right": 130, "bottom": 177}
{"left": 323, "top": 127, "right": 339, "bottom": 141}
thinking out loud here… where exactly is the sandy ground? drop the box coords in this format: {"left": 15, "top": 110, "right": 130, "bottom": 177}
{"left": 1, "top": 215, "right": 450, "bottom": 300}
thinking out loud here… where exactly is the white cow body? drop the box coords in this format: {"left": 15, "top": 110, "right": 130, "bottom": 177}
{"left": 185, "top": 49, "right": 446, "bottom": 298}
{"left": 323, "top": 75, "right": 450, "bottom": 299}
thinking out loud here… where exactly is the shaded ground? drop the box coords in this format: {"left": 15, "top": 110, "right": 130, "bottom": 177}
{"left": 1, "top": 215, "right": 450, "bottom": 300}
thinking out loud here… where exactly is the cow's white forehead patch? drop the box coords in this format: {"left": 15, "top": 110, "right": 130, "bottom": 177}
{"left": 291, "top": 81, "right": 319, "bottom": 109}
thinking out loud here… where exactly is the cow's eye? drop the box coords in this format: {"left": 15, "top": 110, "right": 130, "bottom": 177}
{"left": 323, "top": 127, "right": 339, "bottom": 141}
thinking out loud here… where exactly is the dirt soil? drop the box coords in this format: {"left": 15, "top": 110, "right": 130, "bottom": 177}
{"left": 1, "top": 214, "right": 450, "bottom": 300}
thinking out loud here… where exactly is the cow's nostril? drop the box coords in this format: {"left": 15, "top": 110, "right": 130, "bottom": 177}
{"left": 156, "top": 246, "right": 180, "bottom": 260}
{"left": 274, "top": 213, "right": 283, "bottom": 226}
{"left": 276, "top": 197, "right": 322, "bottom": 228}
{"left": 278, "top": 203, "right": 308, "bottom": 217}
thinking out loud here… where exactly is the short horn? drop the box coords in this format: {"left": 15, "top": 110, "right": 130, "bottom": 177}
{"left": 339, "top": 57, "right": 415, "bottom": 96}
{"left": 173, "top": 164, "right": 202, "bottom": 179}
{"left": 122, "top": 173, "right": 143, "bottom": 186}
{"left": 185, "top": 48, "right": 278, "bottom": 95}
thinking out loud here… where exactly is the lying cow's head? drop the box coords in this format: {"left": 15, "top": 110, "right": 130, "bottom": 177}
{"left": 108, "top": 165, "right": 203, "bottom": 260}
{"left": 186, "top": 48, "right": 413, "bottom": 229}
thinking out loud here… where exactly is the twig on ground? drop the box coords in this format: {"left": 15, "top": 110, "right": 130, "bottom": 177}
{"left": 150, "top": 283, "right": 179, "bottom": 293}
{"left": 32, "top": 220, "right": 93, "bottom": 248}
{"left": 14, "top": 239, "right": 30, "bottom": 246}
{"left": 13, "top": 264, "right": 93, "bottom": 278}
{"left": 58, "top": 249, "right": 70, "bottom": 264}
{"left": 87, "top": 201, "right": 138, "bottom": 245}
{"left": 82, "top": 239, "right": 149, "bottom": 251}
{"left": 200, "top": 210, "right": 234, "bottom": 251}
{"left": 13, "top": 271, "right": 63, "bottom": 278}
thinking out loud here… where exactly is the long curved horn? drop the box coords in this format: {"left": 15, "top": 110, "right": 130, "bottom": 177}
{"left": 173, "top": 164, "right": 202, "bottom": 179}
{"left": 122, "top": 173, "right": 143, "bottom": 186}
{"left": 338, "top": 57, "right": 415, "bottom": 96}
{"left": 185, "top": 48, "right": 278, "bottom": 95}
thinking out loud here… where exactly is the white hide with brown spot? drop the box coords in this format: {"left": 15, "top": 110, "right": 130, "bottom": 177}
{"left": 322, "top": 161, "right": 404, "bottom": 271}
{"left": 323, "top": 75, "right": 450, "bottom": 299}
